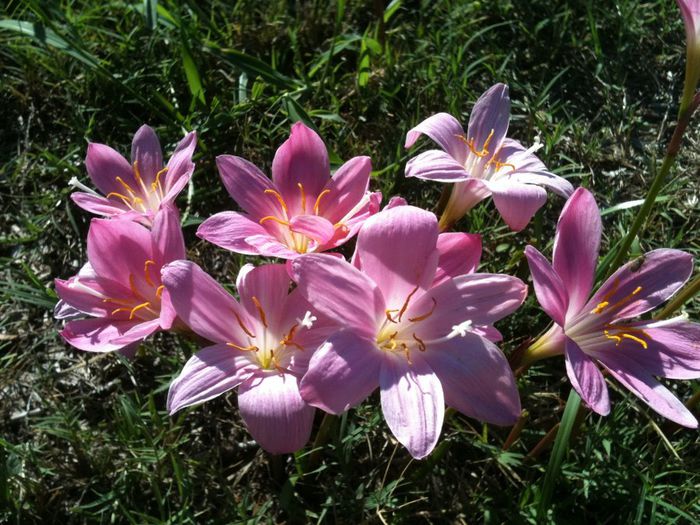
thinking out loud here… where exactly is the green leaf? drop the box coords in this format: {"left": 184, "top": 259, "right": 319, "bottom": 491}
{"left": 212, "top": 46, "right": 303, "bottom": 90}
{"left": 180, "top": 40, "right": 206, "bottom": 106}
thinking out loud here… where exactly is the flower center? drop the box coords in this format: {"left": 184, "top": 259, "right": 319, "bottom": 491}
{"left": 100, "top": 259, "right": 163, "bottom": 320}
{"left": 455, "top": 129, "right": 516, "bottom": 181}
{"left": 105, "top": 161, "right": 167, "bottom": 213}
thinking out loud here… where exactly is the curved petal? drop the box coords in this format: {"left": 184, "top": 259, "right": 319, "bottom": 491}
{"left": 405, "top": 150, "right": 470, "bottom": 182}
{"left": 524, "top": 245, "right": 569, "bottom": 326}
{"left": 165, "top": 131, "right": 197, "bottom": 194}
{"left": 585, "top": 249, "right": 693, "bottom": 321}
{"left": 216, "top": 155, "right": 279, "bottom": 219}
{"left": 424, "top": 333, "right": 520, "bottom": 425}
{"left": 61, "top": 318, "right": 142, "bottom": 352}
{"left": 167, "top": 344, "right": 256, "bottom": 413}
{"left": 151, "top": 205, "right": 186, "bottom": 264}
{"left": 131, "top": 124, "right": 163, "bottom": 182}
{"left": 467, "top": 83, "right": 510, "bottom": 154}
{"left": 110, "top": 318, "right": 162, "bottom": 345}
{"left": 236, "top": 263, "right": 290, "bottom": 332}
{"left": 161, "top": 169, "right": 191, "bottom": 205}
{"left": 321, "top": 156, "right": 372, "bottom": 222}
{"left": 564, "top": 338, "right": 610, "bottom": 415}
{"left": 238, "top": 372, "right": 316, "bottom": 454}
{"left": 71, "top": 192, "right": 128, "bottom": 217}
{"left": 291, "top": 254, "right": 384, "bottom": 336}
{"left": 484, "top": 180, "right": 547, "bottom": 232}
{"left": 243, "top": 234, "right": 299, "bottom": 259}
{"left": 85, "top": 142, "right": 137, "bottom": 196}
{"left": 599, "top": 353, "right": 697, "bottom": 427}
{"left": 432, "top": 232, "right": 481, "bottom": 286}
{"left": 511, "top": 171, "right": 574, "bottom": 199}
{"left": 161, "top": 260, "right": 249, "bottom": 345}
{"left": 197, "top": 211, "right": 270, "bottom": 255}
{"left": 404, "top": 112, "right": 467, "bottom": 165}
{"left": 299, "top": 330, "right": 382, "bottom": 414}
{"left": 380, "top": 353, "right": 444, "bottom": 459}
{"left": 552, "top": 187, "right": 601, "bottom": 315}
{"left": 439, "top": 178, "right": 491, "bottom": 227}
{"left": 289, "top": 215, "right": 335, "bottom": 245}
{"left": 55, "top": 277, "right": 118, "bottom": 317}
{"left": 354, "top": 205, "right": 439, "bottom": 310}
{"left": 271, "top": 123, "right": 329, "bottom": 213}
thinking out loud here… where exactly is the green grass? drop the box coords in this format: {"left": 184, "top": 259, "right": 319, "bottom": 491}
{"left": 1, "top": 0, "right": 699, "bottom": 523}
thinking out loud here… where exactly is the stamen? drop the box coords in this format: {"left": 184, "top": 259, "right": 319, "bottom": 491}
{"left": 116, "top": 176, "right": 138, "bottom": 196}
{"left": 604, "top": 330, "right": 622, "bottom": 345}
{"left": 155, "top": 285, "right": 164, "bottom": 298}
{"left": 264, "top": 189, "right": 288, "bottom": 214}
{"left": 111, "top": 307, "right": 132, "bottom": 316}
{"left": 132, "top": 161, "right": 144, "bottom": 186}
{"left": 233, "top": 311, "right": 256, "bottom": 338}
{"left": 313, "top": 189, "right": 331, "bottom": 215}
{"left": 592, "top": 284, "right": 642, "bottom": 314}
{"left": 226, "top": 342, "right": 258, "bottom": 352}
{"left": 408, "top": 297, "right": 437, "bottom": 322}
{"left": 396, "top": 286, "right": 420, "bottom": 322}
{"left": 152, "top": 167, "right": 168, "bottom": 194}
{"left": 105, "top": 192, "right": 133, "bottom": 206}
{"left": 259, "top": 216, "right": 291, "bottom": 227}
{"left": 128, "top": 302, "right": 151, "bottom": 319}
{"left": 251, "top": 296, "right": 268, "bottom": 328}
{"left": 402, "top": 343, "right": 412, "bottom": 365}
{"left": 412, "top": 333, "right": 426, "bottom": 352}
{"left": 621, "top": 333, "right": 648, "bottom": 349}
{"left": 297, "top": 183, "right": 307, "bottom": 212}
{"left": 481, "top": 128, "right": 496, "bottom": 152}
{"left": 144, "top": 260, "right": 156, "bottom": 287}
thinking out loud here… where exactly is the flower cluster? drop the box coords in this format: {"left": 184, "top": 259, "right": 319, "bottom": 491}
{"left": 56, "top": 81, "right": 700, "bottom": 459}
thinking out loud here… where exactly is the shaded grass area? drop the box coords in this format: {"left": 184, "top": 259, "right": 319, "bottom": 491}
{"left": 1, "top": 0, "right": 699, "bottom": 522}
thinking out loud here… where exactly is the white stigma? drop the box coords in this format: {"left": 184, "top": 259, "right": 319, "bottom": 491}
{"left": 299, "top": 311, "right": 317, "bottom": 329}
{"left": 447, "top": 320, "right": 473, "bottom": 339}
{"left": 69, "top": 177, "right": 99, "bottom": 196}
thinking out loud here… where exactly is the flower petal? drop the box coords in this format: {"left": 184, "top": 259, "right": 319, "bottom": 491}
{"left": 197, "top": 211, "right": 270, "bottom": 255}
{"left": 289, "top": 214, "right": 336, "bottom": 245}
{"left": 424, "top": 333, "right": 520, "bottom": 425}
{"left": 151, "top": 205, "right": 186, "bottom": 264}
{"left": 585, "top": 249, "right": 693, "bottom": 321}
{"left": 167, "top": 343, "right": 256, "bottom": 413}
{"left": 404, "top": 112, "right": 467, "bottom": 165}
{"left": 321, "top": 156, "right": 372, "bottom": 222}
{"left": 379, "top": 353, "right": 444, "bottom": 459}
{"left": 291, "top": 254, "right": 384, "bottom": 336}
{"left": 299, "top": 330, "right": 382, "bottom": 414}
{"left": 243, "top": 234, "right": 300, "bottom": 259}
{"left": 354, "top": 205, "right": 439, "bottom": 310}
{"left": 164, "top": 131, "right": 197, "bottom": 195}
{"left": 432, "top": 232, "right": 481, "bottom": 286}
{"left": 238, "top": 372, "right": 316, "bottom": 454}
{"left": 524, "top": 245, "right": 569, "bottom": 326}
{"left": 485, "top": 180, "right": 547, "bottom": 232}
{"left": 467, "top": 83, "right": 510, "bottom": 154}
{"left": 61, "top": 318, "right": 143, "bottom": 352}
{"left": 405, "top": 150, "right": 470, "bottom": 182}
{"left": 71, "top": 192, "right": 128, "bottom": 217}
{"left": 85, "top": 142, "right": 137, "bottom": 196}
{"left": 216, "top": 155, "right": 280, "bottom": 219}
{"left": 110, "top": 318, "right": 162, "bottom": 345}
{"left": 131, "top": 124, "right": 163, "bottom": 182}
{"left": 161, "top": 260, "right": 249, "bottom": 345}
{"left": 564, "top": 338, "right": 610, "bottom": 415}
{"left": 236, "top": 263, "right": 290, "bottom": 332}
{"left": 552, "top": 187, "right": 601, "bottom": 315}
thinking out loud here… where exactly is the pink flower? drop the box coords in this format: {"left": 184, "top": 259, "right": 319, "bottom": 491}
{"left": 163, "top": 261, "right": 336, "bottom": 454}
{"left": 404, "top": 84, "right": 573, "bottom": 231}
{"left": 291, "top": 205, "right": 526, "bottom": 459}
{"left": 71, "top": 125, "right": 196, "bottom": 223}
{"left": 524, "top": 188, "right": 700, "bottom": 426}
{"left": 678, "top": 0, "right": 700, "bottom": 112}
{"left": 56, "top": 205, "right": 185, "bottom": 354}
{"left": 197, "top": 122, "right": 380, "bottom": 259}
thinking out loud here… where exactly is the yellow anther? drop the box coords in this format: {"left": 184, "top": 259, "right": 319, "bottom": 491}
{"left": 144, "top": 260, "right": 156, "bottom": 286}
{"left": 297, "top": 182, "right": 307, "bottom": 212}
{"left": 396, "top": 286, "right": 420, "bottom": 323}
{"left": 132, "top": 161, "right": 144, "bottom": 186}
{"left": 281, "top": 323, "right": 303, "bottom": 350}
{"left": 481, "top": 128, "right": 495, "bottom": 152}
{"left": 313, "top": 189, "right": 331, "bottom": 215}
{"left": 408, "top": 297, "right": 437, "bottom": 322}
{"left": 259, "top": 215, "right": 291, "bottom": 227}
{"left": 128, "top": 302, "right": 151, "bottom": 319}
{"left": 116, "top": 176, "right": 137, "bottom": 196}
{"left": 402, "top": 343, "right": 412, "bottom": 365}
{"left": 604, "top": 330, "right": 622, "bottom": 345}
{"left": 111, "top": 307, "right": 132, "bottom": 316}
{"left": 233, "top": 311, "right": 256, "bottom": 338}
{"left": 226, "top": 342, "right": 259, "bottom": 352}
{"left": 251, "top": 296, "right": 268, "bottom": 328}
{"left": 621, "top": 333, "right": 648, "bottom": 349}
{"left": 105, "top": 192, "right": 133, "bottom": 205}
{"left": 152, "top": 167, "right": 168, "bottom": 193}
{"left": 592, "top": 301, "right": 610, "bottom": 314}
{"left": 264, "top": 189, "right": 288, "bottom": 214}
{"left": 155, "top": 285, "right": 164, "bottom": 298}
{"left": 412, "top": 333, "right": 426, "bottom": 352}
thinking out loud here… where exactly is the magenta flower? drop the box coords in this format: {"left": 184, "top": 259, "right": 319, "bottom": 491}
{"left": 71, "top": 125, "right": 196, "bottom": 223}
{"left": 291, "top": 205, "right": 526, "bottom": 459}
{"left": 404, "top": 84, "right": 573, "bottom": 231}
{"left": 56, "top": 205, "right": 185, "bottom": 354}
{"left": 524, "top": 188, "right": 700, "bottom": 426}
{"left": 679, "top": 0, "right": 700, "bottom": 109}
{"left": 197, "top": 122, "right": 380, "bottom": 259}
{"left": 163, "top": 261, "right": 336, "bottom": 454}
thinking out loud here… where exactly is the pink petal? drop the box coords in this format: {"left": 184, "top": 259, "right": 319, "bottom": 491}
{"left": 485, "top": 180, "right": 547, "bottom": 232}
{"left": 87, "top": 219, "right": 153, "bottom": 290}
{"left": 271, "top": 123, "right": 330, "bottom": 214}
{"left": 291, "top": 254, "right": 384, "bottom": 337}
{"left": 564, "top": 338, "right": 610, "bottom": 415}
{"left": 467, "top": 84, "right": 510, "bottom": 155}
{"left": 54, "top": 277, "right": 119, "bottom": 318}
{"left": 85, "top": 142, "right": 137, "bottom": 196}
{"left": 379, "top": 353, "right": 444, "bottom": 459}
{"left": 439, "top": 178, "right": 491, "bottom": 227}
{"left": 432, "top": 232, "right": 481, "bottom": 286}
{"left": 289, "top": 214, "right": 335, "bottom": 245}
{"left": 321, "top": 156, "right": 372, "bottom": 222}
{"left": 299, "top": 330, "right": 382, "bottom": 414}
{"left": 161, "top": 169, "right": 191, "bottom": 205}
{"left": 354, "top": 205, "right": 439, "bottom": 310}
{"left": 167, "top": 343, "right": 256, "bottom": 413}
{"left": 161, "top": 260, "right": 250, "bottom": 345}
{"left": 216, "top": 155, "right": 280, "bottom": 219}
{"left": 424, "top": 333, "right": 520, "bottom": 425}
{"left": 110, "top": 318, "right": 162, "bottom": 345}
{"left": 71, "top": 192, "right": 128, "bottom": 217}
{"left": 158, "top": 287, "right": 178, "bottom": 330}
{"left": 405, "top": 150, "right": 470, "bottom": 182}
{"left": 164, "top": 131, "right": 197, "bottom": 195}
{"left": 151, "top": 205, "right": 186, "bottom": 264}
{"left": 197, "top": 211, "right": 270, "bottom": 255}
{"left": 243, "top": 234, "right": 299, "bottom": 259}
{"left": 404, "top": 112, "right": 467, "bottom": 165}
{"left": 131, "top": 124, "right": 163, "bottom": 182}
{"left": 524, "top": 245, "right": 569, "bottom": 326}
{"left": 236, "top": 263, "right": 290, "bottom": 332}
{"left": 321, "top": 191, "right": 383, "bottom": 251}
{"left": 238, "top": 372, "right": 316, "bottom": 454}
{"left": 61, "top": 318, "right": 143, "bottom": 352}
{"left": 552, "top": 187, "right": 601, "bottom": 315}
{"left": 599, "top": 352, "right": 698, "bottom": 427}
{"left": 510, "top": 171, "right": 574, "bottom": 199}
{"left": 585, "top": 249, "right": 693, "bottom": 321}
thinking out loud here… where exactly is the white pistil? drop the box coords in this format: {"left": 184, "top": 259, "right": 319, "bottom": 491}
{"left": 298, "top": 311, "right": 317, "bottom": 329}
{"left": 447, "top": 320, "right": 473, "bottom": 339}
{"left": 69, "top": 177, "right": 99, "bottom": 196}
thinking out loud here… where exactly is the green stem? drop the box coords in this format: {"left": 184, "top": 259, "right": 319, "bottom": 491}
{"left": 654, "top": 273, "right": 700, "bottom": 320}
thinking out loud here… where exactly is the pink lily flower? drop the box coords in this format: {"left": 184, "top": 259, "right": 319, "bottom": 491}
{"left": 56, "top": 205, "right": 185, "bottom": 354}
{"left": 163, "top": 261, "right": 335, "bottom": 454}
{"left": 197, "top": 122, "right": 381, "bottom": 259}
{"left": 291, "top": 205, "right": 526, "bottom": 459}
{"left": 404, "top": 84, "right": 573, "bottom": 231}
{"left": 524, "top": 188, "right": 700, "bottom": 426}
{"left": 71, "top": 125, "right": 196, "bottom": 224}
{"left": 678, "top": 0, "right": 700, "bottom": 113}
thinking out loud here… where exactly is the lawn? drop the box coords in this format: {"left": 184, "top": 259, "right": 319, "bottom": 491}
{"left": 1, "top": 0, "right": 699, "bottom": 523}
